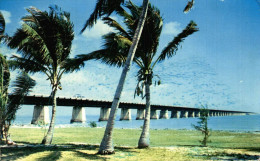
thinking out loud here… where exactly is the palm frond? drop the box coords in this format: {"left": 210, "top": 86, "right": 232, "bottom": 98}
{"left": 125, "top": 0, "right": 141, "bottom": 20}
{"left": 157, "top": 20, "right": 198, "bottom": 62}
{"left": 7, "top": 72, "right": 35, "bottom": 121}
{"left": 81, "top": 0, "right": 125, "bottom": 32}
{"left": 102, "top": 17, "right": 130, "bottom": 39}
{"left": 8, "top": 5, "right": 74, "bottom": 76}
{"left": 10, "top": 55, "right": 48, "bottom": 74}
{"left": 184, "top": 0, "right": 194, "bottom": 13}
{"left": 0, "top": 11, "right": 5, "bottom": 36}
{"left": 61, "top": 56, "right": 92, "bottom": 73}
{"left": 83, "top": 49, "right": 127, "bottom": 68}
{"left": 8, "top": 16, "right": 53, "bottom": 66}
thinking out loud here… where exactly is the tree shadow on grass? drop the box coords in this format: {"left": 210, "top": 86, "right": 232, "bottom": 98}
{"left": 233, "top": 147, "right": 260, "bottom": 153}
{"left": 13, "top": 141, "right": 39, "bottom": 145}
{"left": 1, "top": 144, "right": 137, "bottom": 160}
{"left": 74, "top": 150, "right": 108, "bottom": 161}
{"left": 190, "top": 150, "right": 260, "bottom": 160}
{"left": 1, "top": 146, "right": 48, "bottom": 160}
{"left": 194, "top": 153, "right": 260, "bottom": 160}
{"left": 71, "top": 144, "right": 137, "bottom": 160}
{"left": 37, "top": 151, "right": 62, "bottom": 161}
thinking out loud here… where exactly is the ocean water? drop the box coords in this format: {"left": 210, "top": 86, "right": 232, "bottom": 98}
{"left": 13, "top": 106, "right": 260, "bottom": 132}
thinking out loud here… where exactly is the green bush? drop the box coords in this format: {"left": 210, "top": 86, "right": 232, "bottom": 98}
{"left": 89, "top": 121, "right": 97, "bottom": 128}
{"left": 192, "top": 105, "right": 211, "bottom": 147}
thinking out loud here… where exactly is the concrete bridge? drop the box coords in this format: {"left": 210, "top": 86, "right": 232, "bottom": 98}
{"left": 10, "top": 95, "right": 254, "bottom": 124}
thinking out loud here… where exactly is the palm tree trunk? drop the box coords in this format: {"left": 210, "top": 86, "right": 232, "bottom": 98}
{"left": 138, "top": 81, "right": 151, "bottom": 148}
{"left": 98, "top": 0, "right": 150, "bottom": 155}
{"left": 0, "top": 122, "right": 3, "bottom": 142}
{"left": 41, "top": 86, "right": 57, "bottom": 145}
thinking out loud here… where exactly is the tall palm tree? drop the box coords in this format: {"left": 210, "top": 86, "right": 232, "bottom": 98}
{"left": 7, "top": 6, "right": 76, "bottom": 145}
{"left": 77, "top": 0, "right": 195, "bottom": 154}
{"left": 81, "top": 0, "right": 150, "bottom": 154}
{"left": 76, "top": 1, "right": 198, "bottom": 151}
{"left": 0, "top": 53, "right": 36, "bottom": 144}
{"left": 0, "top": 11, "right": 9, "bottom": 142}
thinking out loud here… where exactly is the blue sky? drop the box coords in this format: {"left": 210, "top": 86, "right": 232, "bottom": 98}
{"left": 0, "top": 0, "right": 260, "bottom": 113}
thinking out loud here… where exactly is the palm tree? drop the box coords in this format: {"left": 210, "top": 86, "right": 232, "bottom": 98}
{"left": 81, "top": 0, "right": 150, "bottom": 154}
{"left": 7, "top": 6, "right": 76, "bottom": 145}
{"left": 0, "top": 11, "right": 9, "bottom": 142}
{"left": 76, "top": 1, "right": 198, "bottom": 151}
{"left": 0, "top": 53, "right": 36, "bottom": 144}
{"left": 77, "top": 0, "right": 195, "bottom": 154}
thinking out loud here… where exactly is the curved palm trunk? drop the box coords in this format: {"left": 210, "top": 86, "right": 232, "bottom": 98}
{"left": 98, "top": 0, "right": 150, "bottom": 155}
{"left": 138, "top": 81, "right": 151, "bottom": 148}
{"left": 41, "top": 85, "right": 57, "bottom": 145}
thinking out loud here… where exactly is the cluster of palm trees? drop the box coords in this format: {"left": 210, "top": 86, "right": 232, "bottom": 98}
{"left": 0, "top": 12, "right": 36, "bottom": 144}
{"left": 0, "top": 0, "right": 197, "bottom": 154}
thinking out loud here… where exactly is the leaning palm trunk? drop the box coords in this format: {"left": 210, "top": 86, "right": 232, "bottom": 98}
{"left": 41, "top": 85, "right": 58, "bottom": 145}
{"left": 138, "top": 80, "right": 151, "bottom": 148}
{"left": 98, "top": 0, "right": 150, "bottom": 154}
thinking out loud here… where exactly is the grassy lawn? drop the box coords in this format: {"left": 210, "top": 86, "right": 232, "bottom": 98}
{"left": 1, "top": 127, "right": 260, "bottom": 160}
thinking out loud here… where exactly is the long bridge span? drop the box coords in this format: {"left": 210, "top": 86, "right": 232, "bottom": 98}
{"left": 11, "top": 95, "right": 254, "bottom": 124}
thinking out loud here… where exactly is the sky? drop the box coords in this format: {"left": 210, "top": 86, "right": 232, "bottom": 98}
{"left": 0, "top": 0, "right": 260, "bottom": 113}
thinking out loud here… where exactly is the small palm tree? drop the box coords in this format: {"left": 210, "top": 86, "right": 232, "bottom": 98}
{"left": 76, "top": 1, "right": 198, "bottom": 151}
{"left": 192, "top": 105, "right": 211, "bottom": 147}
{"left": 0, "top": 53, "right": 36, "bottom": 144}
{"left": 7, "top": 6, "right": 77, "bottom": 145}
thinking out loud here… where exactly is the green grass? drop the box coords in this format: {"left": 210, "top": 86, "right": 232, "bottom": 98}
{"left": 1, "top": 127, "right": 260, "bottom": 160}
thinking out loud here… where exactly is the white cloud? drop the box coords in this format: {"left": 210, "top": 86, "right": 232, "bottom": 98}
{"left": 162, "top": 21, "right": 182, "bottom": 35}
{"left": 0, "top": 10, "right": 11, "bottom": 23}
{"left": 82, "top": 19, "right": 115, "bottom": 39}
{"left": 220, "top": 0, "right": 225, "bottom": 2}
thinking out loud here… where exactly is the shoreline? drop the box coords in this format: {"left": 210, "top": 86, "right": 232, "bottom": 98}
{"left": 10, "top": 124, "right": 260, "bottom": 134}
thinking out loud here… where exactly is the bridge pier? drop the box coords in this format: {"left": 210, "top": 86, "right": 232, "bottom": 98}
{"left": 171, "top": 110, "right": 179, "bottom": 118}
{"left": 120, "top": 108, "right": 131, "bottom": 120}
{"left": 159, "top": 109, "right": 168, "bottom": 119}
{"left": 31, "top": 105, "right": 50, "bottom": 125}
{"left": 150, "top": 109, "right": 158, "bottom": 119}
{"left": 136, "top": 109, "right": 145, "bottom": 120}
{"left": 71, "top": 106, "right": 86, "bottom": 123}
{"left": 195, "top": 111, "right": 200, "bottom": 117}
{"left": 99, "top": 107, "right": 110, "bottom": 121}
{"left": 188, "top": 111, "right": 195, "bottom": 118}
{"left": 180, "top": 111, "right": 188, "bottom": 118}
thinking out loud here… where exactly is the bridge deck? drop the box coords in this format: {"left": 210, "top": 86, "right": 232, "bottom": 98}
{"left": 10, "top": 95, "right": 251, "bottom": 114}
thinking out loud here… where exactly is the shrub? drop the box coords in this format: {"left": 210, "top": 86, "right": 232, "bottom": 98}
{"left": 89, "top": 121, "right": 97, "bottom": 128}
{"left": 192, "top": 105, "right": 211, "bottom": 146}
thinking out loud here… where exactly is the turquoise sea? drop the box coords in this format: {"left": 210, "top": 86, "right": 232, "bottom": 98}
{"left": 13, "top": 106, "right": 260, "bottom": 132}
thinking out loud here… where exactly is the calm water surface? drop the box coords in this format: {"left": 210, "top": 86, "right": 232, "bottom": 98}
{"left": 13, "top": 106, "right": 260, "bottom": 132}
